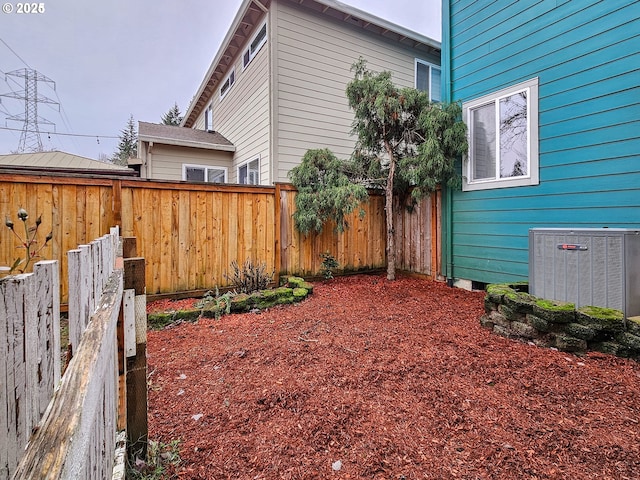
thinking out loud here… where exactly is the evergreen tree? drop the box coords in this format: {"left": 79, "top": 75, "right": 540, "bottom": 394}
{"left": 290, "top": 58, "right": 468, "bottom": 280}
{"left": 112, "top": 114, "right": 137, "bottom": 166}
{"left": 161, "top": 102, "right": 183, "bottom": 126}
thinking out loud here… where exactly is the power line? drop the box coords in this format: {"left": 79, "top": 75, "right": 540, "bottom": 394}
{"left": 0, "top": 38, "right": 31, "bottom": 69}
{"left": 0, "top": 125, "right": 119, "bottom": 139}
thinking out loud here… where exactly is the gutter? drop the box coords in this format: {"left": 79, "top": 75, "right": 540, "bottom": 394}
{"left": 441, "top": 0, "right": 454, "bottom": 285}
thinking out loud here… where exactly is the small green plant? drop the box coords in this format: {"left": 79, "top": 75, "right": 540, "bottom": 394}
{"left": 225, "top": 258, "right": 274, "bottom": 294}
{"left": 127, "top": 439, "right": 181, "bottom": 480}
{"left": 4, "top": 208, "right": 53, "bottom": 274}
{"left": 319, "top": 251, "right": 339, "bottom": 279}
{"left": 196, "top": 287, "right": 235, "bottom": 319}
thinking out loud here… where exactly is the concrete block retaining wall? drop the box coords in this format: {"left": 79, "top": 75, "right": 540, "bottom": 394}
{"left": 481, "top": 283, "right": 640, "bottom": 360}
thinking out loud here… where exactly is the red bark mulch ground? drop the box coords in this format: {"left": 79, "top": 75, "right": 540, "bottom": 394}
{"left": 146, "top": 274, "right": 640, "bottom": 479}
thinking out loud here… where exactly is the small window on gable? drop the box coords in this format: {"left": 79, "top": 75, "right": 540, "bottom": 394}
{"left": 183, "top": 164, "right": 227, "bottom": 183}
{"left": 415, "top": 59, "right": 441, "bottom": 102}
{"left": 238, "top": 157, "right": 259, "bottom": 185}
{"left": 243, "top": 22, "right": 267, "bottom": 69}
{"left": 204, "top": 104, "right": 213, "bottom": 131}
{"left": 220, "top": 69, "right": 236, "bottom": 100}
{"left": 462, "top": 77, "right": 539, "bottom": 191}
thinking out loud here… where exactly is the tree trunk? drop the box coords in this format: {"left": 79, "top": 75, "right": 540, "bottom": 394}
{"left": 384, "top": 142, "right": 396, "bottom": 280}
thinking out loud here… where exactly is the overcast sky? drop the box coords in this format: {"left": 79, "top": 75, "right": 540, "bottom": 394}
{"left": 0, "top": 0, "right": 440, "bottom": 160}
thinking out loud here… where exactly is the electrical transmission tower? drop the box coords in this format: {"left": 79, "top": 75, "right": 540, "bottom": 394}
{"left": 0, "top": 68, "right": 59, "bottom": 153}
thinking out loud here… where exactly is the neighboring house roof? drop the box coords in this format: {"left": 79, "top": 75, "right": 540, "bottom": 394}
{"left": 138, "top": 122, "right": 235, "bottom": 152}
{"left": 182, "top": 0, "right": 441, "bottom": 128}
{"left": 0, "top": 151, "right": 131, "bottom": 171}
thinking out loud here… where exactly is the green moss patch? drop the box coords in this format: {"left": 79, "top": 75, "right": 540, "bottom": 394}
{"left": 148, "top": 309, "right": 201, "bottom": 329}
{"left": 576, "top": 306, "right": 625, "bottom": 334}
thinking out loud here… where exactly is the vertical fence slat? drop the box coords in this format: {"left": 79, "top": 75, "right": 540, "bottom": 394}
{"left": 0, "top": 278, "right": 9, "bottom": 479}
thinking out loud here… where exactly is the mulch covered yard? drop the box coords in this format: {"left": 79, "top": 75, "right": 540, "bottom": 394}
{"left": 146, "top": 274, "right": 640, "bottom": 479}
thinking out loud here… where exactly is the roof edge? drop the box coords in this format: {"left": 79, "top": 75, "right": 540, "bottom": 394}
{"left": 139, "top": 134, "right": 236, "bottom": 152}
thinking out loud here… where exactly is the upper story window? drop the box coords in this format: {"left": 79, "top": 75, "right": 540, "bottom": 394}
{"left": 183, "top": 164, "right": 227, "bottom": 183}
{"left": 238, "top": 157, "right": 259, "bottom": 185}
{"left": 243, "top": 22, "right": 267, "bottom": 69}
{"left": 204, "top": 104, "right": 213, "bottom": 131}
{"left": 415, "top": 59, "right": 441, "bottom": 102}
{"left": 462, "top": 77, "right": 539, "bottom": 191}
{"left": 219, "top": 69, "right": 236, "bottom": 100}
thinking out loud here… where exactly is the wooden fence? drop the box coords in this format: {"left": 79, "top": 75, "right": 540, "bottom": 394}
{"left": 0, "top": 173, "right": 440, "bottom": 302}
{"left": 0, "top": 261, "right": 60, "bottom": 479}
{"left": 2, "top": 228, "right": 136, "bottom": 479}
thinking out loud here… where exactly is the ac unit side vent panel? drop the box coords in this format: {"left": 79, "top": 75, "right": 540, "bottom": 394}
{"left": 529, "top": 228, "right": 640, "bottom": 318}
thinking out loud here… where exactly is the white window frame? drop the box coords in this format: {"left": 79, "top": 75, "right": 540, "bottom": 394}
{"left": 219, "top": 68, "right": 236, "bottom": 100}
{"left": 242, "top": 22, "right": 267, "bottom": 69}
{"left": 462, "top": 77, "right": 539, "bottom": 191}
{"left": 204, "top": 104, "right": 213, "bottom": 132}
{"left": 182, "top": 164, "right": 228, "bottom": 183}
{"left": 415, "top": 59, "right": 442, "bottom": 102}
{"left": 237, "top": 157, "right": 259, "bottom": 185}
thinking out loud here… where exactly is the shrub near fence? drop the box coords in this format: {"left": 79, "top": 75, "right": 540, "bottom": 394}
{"left": 0, "top": 173, "right": 441, "bottom": 302}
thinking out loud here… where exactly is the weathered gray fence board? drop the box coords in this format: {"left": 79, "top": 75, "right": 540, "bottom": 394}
{"left": 0, "top": 279, "right": 8, "bottom": 479}
{"left": 3, "top": 228, "right": 124, "bottom": 480}
{"left": 11, "top": 271, "right": 123, "bottom": 480}
{"left": 0, "top": 263, "right": 60, "bottom": 480}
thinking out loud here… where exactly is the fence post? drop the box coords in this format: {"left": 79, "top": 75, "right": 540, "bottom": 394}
{"left": 123, "top": 237, "right": 148, "bottom": 458}
{"left": 274, "top": 183, "right": 282, "bottom": 286}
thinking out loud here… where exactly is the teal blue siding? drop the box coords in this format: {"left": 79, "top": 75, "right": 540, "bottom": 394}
{"left": 445, "top": 0, "right": 640, "bottom": 285}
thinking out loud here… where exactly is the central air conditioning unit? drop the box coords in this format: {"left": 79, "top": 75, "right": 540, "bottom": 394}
{"left": 529, "top": 228, "right": 640, "bottom": 319}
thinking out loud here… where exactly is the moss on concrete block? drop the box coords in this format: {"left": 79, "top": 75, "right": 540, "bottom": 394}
{"left": 503, "top": 290, "right": 536, "bottom": 314}
{"left": 527, "top": 314, "right": 550, "bottom": 332}
{"left": 293, "top": 287, "right": 308, "bottom": 302}
{"left": 591, "top": 341, "right": 627, "bottom": 357}
{"left": 488, "top": 310, "right": 511, "bottom": 328}
{"left": 486, "top": 284, "right": 515, "bottom": 303}
{"left": 564, "top": 322, "right": 596, "bottom": 341}
{"left": 148, "top": 309, "right": 201, "bottom": 329}
{"left": 230, "top": 293, "right": 250, "bottom": 312}
{"left": 493, "top": 325, "right": 514, "bottom": 339}
{"left": 615, "top": 332, "right": 640, "bottom": 352}
{"left": 286, "top": 277, "right": 314, "bottom": 293}
{"left": 498, "top": 304, "right": 524, "bottom": 322}
{"left": 532, "top": 300, "right": 576, "bottom": 324}
{"left": 627, "top": 317, "right": 640, "bottom": 336}
{"left": 276, "top": 295, "right": 296, "bottom": 306}
{"left": 555, "top": 335, "right": 587, "bottom": 353}
{"left": 287, "top": 276, "right": 305, "bottom": 287}
{"left": 576, "top": 306, "right": 625, "bottom": 334}
{"left": 201, "top": 307, "right": 225, "bottom": 319}
{"left": 274, "top": 286, "right": 294, "bottom": 298}
{"left": 511, "top": 321, "right": 539, "bottom": 339}
{"left": 480, "top": 314, "right": 494, "bottom": 330}
{"left": 484, "top": 297, "right": 499, "bottom": 314}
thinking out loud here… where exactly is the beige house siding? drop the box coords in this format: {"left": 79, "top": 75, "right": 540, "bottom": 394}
{"left": 273, "top": 0, "right": 439, "bottom": 182}
{"left": 194, "top": 16, "right": 271, "bottom": 185}
{"left": 139, "top": 143, "right": 233, "bottom": 182}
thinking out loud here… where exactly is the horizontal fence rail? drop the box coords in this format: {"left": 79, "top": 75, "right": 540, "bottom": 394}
{"left": 0, "top": 173, "right": 439, "bottom": 302}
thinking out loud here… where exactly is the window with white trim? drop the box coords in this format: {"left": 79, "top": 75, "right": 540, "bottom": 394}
{"left": 183, "top": 164, "right": 227, "bottom": 183}
{"left": 415, "top": 59, "right": 441, "bottom": 102}
{"left": 219, "top": 69, "right": 235, "bottom": 100}
{"left": 462, "top": 78, "right": 539, "bottom": 191}
{"left": 204, "top": 104, "right": 213, "bottom": 131}
{"left": 243, "top": 22, "right": 267, "bottom": 69}
{"left": 238, "top": 157, "right": 259, "bottom": 185}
